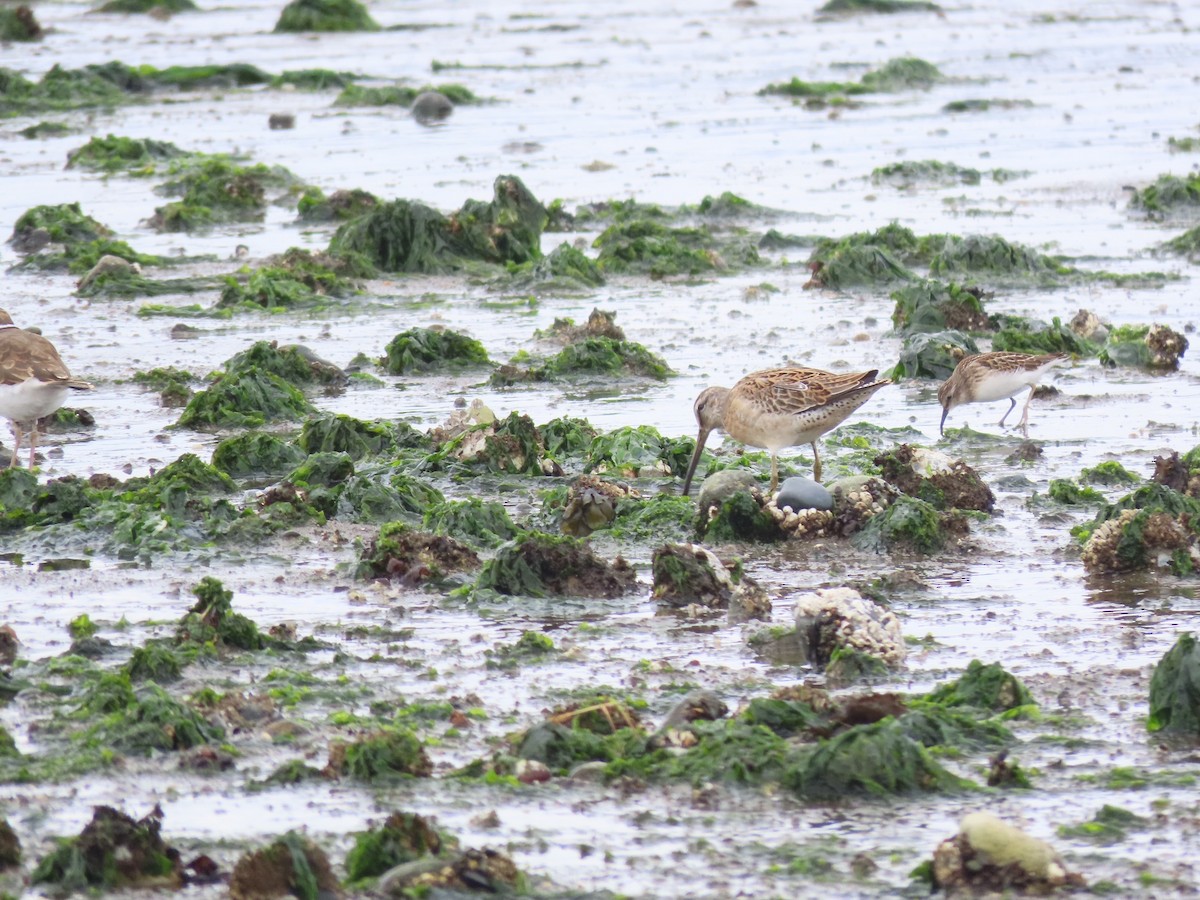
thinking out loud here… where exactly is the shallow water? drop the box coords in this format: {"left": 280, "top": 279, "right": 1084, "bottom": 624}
{"left": 3, "top": 0, "right": 1200, "bottom": 896}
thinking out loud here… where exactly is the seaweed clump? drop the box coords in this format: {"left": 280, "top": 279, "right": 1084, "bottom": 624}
{"left": 1147, "top": 633, "right": 1200, "bottom": 735}
{"left": 229, "top": 832, "right": 338, "bottom": 900}
{"left": 0, "top": 6, "right": 42, "bottom": 41}
{"left": 382, "top": 327, "right": 491, "bottom": 374}
{"left": 472, "top": 531, "right": 637, "bottom": 599}
{"left": 32, "top": 806, "right": 182, "bottom": 892}
{"left": 328, "top": 175, "right": 547, "bottom": 273}
{"left": 875, "top": 445, "right": 995, "bottom": 512}
{"left": 1098, "top": 324, "right": 1189, "bottom": 370}
{"left": 1078, "top": 484, "right": 1200, "bottom": 576}
{"left": 344, "top": 812, "right": 444, "bottom": 881}
{"left": 760, "top": 57, "right": 941, "bottom": 100}
{"left": 149, "top": 157, "right": 302, "bottom": 232}
{"left": 357, "top": 522, "right": 479, "bottom": 583}
{"left": 66, "top": 134, "right": 188, "bottom": 174}
{"left": 274, "top": 0, "right": 380, "bottom": 32}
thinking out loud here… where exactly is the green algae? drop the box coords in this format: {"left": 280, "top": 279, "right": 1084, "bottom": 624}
{"left": 345, "top": 812, "right": 444, "bottom": 882}
{"left": 1058, "top": 805, "right": 1148, "bottom": 844}
{"left": 297, "top": 414, "right": 408, "bottom": 460}
{"left": 175, "top": 577, "right": 265, "bottom": 651}
{"left": 890, "top": 330, "right": 980, "bottom": 381}
{"left": 328, "top": 175, "right": 547, "bottom": 273}
{"left": 1099, "top": 324, "right": 1190, "bottom": 370}
{"left": 891, "top": 280, "right": 993, "bottom": 335}
{"left": 851, "top": 495, "right": 947, "bottom": 554}
{"left": 296, "top": 186, "right": 378, "bottom": 223}
{"left": 472, "top": 530, "right": 636, "bottom": 600}
{"left": 920, "top": 660, "right": 1035, "bottom": 712}
{"left": 1080, "top": 461, "right": 1140, "bottom": 486}
{"left": 592, "top": 219, "right": 761, "bottom": 277}
{"left": 382, "top": 327, "right": 491, "bottom": 374}
{"left": 1163, "top": 224, "right": 1200, "bottom": 257}
{"left": 496, "top": 338, "right": 673, "bottom": 384}
{"left": 218, "top": 249, "right": 365, "bottom": 311}
{"left": 211, "top": 432, "right": 307, "bottom": 478}
{"left": 942, "top": 98, "right": 1035, "bottom": 114}
{"left": 487, "top": 631, "right": 558, "bottom": 670}
{"left": 423, "top": 498, "right": 518, "bottom": 549}
{"left": 20, "top": 120, "right": 74, "bottom": 139}
{"left": 177, "top": 368, "right": 315, "bottom": 429}
{"left": 584, "top": 425, "right": 693, "bottom": 479}
{"left": 151, "top": 156, "right": 302, "bottom": 232}
{"left": 275, "top": 0, "right": 380, "bottom": 32}
{"left": 1130, "top": 173, "right": 1200, "bottom": 219}
{"left": 88, "top": 681, "right": 224, "bottom": 754}
{"left": 610, "top": 494, "right": 698, "bottom": 542}
{"left": 333, "top": 729, "right": 432, "bottom": 780}
{"left": 504, "top": 241, "right": 605, "bottom": 291}
{"left": 66, "top": 134, "right": 188, "bottom": 175}
{"left": 355, "top": 522, "right": 478, "bottom": 582}
{"left": 95, "top": 0, "right": 197, "bottom": 11}
{"left": 1045, "top": 479, "right": 1105, "bottom": 505}
{"left": 787, "top": 718, "right": 972, "bottom": 800}
{"left": 1147, "top": 633, "right": 1200, "bottom": 735}
{"left": 704, "top": 490, "right": 781, "bottom": 542}
{"left": 334, "top": 82, "right": 479, "bottom": 107}
{"left": 760, "top": 57, "right": 941, "bottom": 99}
{"left": 871, "top": 160, "right": 1003, "bottom": 188}
{"left": 0, "top": 6, "right": 42, "bottom": 41}
{"left": 818, "top": 0, "right": 941, "bottom": 12}
{"left": 31, "top": 807, "right": 179, "bottom": 892}
{"left": 991, "top": 315, "right": 1098, "bottom": 355}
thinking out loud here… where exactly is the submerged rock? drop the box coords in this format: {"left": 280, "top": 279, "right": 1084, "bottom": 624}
{"left": 1099, "top": 323, "right": 1189, "bottom": 370}
{"left": 475, "top": 531, "right": 636, "bottom": 599}
{"left": 931, "top": 812, "right": 1083, "bottom": 893}
{"left": 793, "top": 587, "right": 905, "bottom": 668}
{"left": 31, "top": 806, "right": 183, "bottom": 891}
{"left": 379, "top": 847, "right": 520, "bottom": 897}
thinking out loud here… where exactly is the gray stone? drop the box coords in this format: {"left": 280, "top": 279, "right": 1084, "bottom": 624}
{"left": 776, "top": 476, "right": 833, "bottom": 511}
{"left": 695, "top": 468, "right": 757, "bottom": 510}
{"left": 411, "top": 90, "right": 453, "bottom": 124}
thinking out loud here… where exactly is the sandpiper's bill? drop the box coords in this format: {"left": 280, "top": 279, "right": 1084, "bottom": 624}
{"left": 938, "top": 351, "right": 1068, "bottom": 438}
{"left": 0, "top": 308, "right": 95, "bottom": 468}
{"left": 682, "top": 366, "right": 891, "bottom": 494}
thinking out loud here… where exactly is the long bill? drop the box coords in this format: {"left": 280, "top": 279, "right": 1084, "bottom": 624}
{"left": 939, "top": 404, "right": 950, "bottom": 437}
{"left": 681, "top": 426, "right": 711, "bottom": 496}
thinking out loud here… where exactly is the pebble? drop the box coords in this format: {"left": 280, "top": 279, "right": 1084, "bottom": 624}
{"left": 776, "top": 476, "right": 833, "bottom": 511}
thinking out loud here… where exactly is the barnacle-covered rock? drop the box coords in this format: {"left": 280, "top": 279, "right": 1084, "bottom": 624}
{"left": 1081, "top": 508, "right": 1198, "bottom": 575}
{"left": 827, "top": 475, "right": 899, "bottom": 537}
{"left": 701, "top": 487, "right": 785, "bottom": 542}
{"left": 931, "top": 812, "right": 1084, "bottom": 893}
{"left": 652, "top": 543, "right": 772, "bottom": 621}
{"left": 793, "top": 587, "right": 905, "bottom": 668}
{"left": 561, "top": 475, "right": 637, "bottom": 537}
{"left": 876, "top": 444, "right": 994, "bottom": 512}
{"left": 428, "top": 399, "right": 496, "bottom": 445}
{"left": 764, "top": 498, "right": 836, "bottom": 540}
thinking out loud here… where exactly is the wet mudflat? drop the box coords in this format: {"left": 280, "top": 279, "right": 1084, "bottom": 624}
{"left": 2, "top": 0, "right": 1200, "bottom": 896}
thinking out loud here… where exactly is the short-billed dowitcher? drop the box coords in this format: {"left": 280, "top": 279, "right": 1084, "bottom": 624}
{"left": 938, "top": 351, "right": 1067, "bottom": 438}
{"left": 682, "top": 366, "right": 891, "bottom": 495}
{"left": 0, "top": 308, "right": 94, "bottom": 469}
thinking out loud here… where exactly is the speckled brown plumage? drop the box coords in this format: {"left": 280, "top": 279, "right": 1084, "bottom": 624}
{"left": 682, "top": 366, "right": 891, "bottom": 494}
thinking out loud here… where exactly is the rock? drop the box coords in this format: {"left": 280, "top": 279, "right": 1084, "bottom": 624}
{"left": 932, "top": 812, "right": 1083, "bottom": 893}
{"left": 651, "top": 542, "right": 772, "bottom": 621}
{"left": 695, "top": 468, "right": 758, "bottom": 511}
{"left": 267, "top": 113, "right": 295, "bottom": 130}
{"left": 658, "top": 689, "right": 728, "bottom": 731}
{"left": 0, "top": 817, "right": 20, "bottom": 871}
{"left": 776, "top": 476, "right": 833, "bottom": 511}
{"left": 1069, "top": 308, "right": 1109, "bottom": 342}
{"left": 793, "top": 587, "right": 905, "bottom": 668}
{"left": 77, "top": 254, "right": 141, "bottom": 291}
{"left": 411, "top": 90, "right": 453, "bottom": 124}
{"left": 875, "top": 444, "right": 994, "bottom": 512}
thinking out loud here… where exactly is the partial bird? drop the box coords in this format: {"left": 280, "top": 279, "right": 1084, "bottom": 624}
{"left": 682, "top": 366, "right": 891, "bottom": 495}
{"left": 938, "top": 351, "right": 1067, "bottom": 438}
{"left": 0, "top": 308, "right": 95, "bottom": 469}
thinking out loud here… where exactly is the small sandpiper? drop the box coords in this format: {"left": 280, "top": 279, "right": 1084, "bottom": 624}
{"left": 0, "top": 308, "right": 95, "bottom": 469}
{"left": 938, "top": 351, "right": 1068, "bottom": 438}
{"left": 682, "top": 366, "right": 891, "bottom": 494}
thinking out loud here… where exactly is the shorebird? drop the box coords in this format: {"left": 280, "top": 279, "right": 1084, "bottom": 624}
{"left": 681, "top": 366, "right": 892, "bottom": 495}
{"left": 0, "top": 308, "right": 94, "bottom": 469}
{"left": 938, "top": 351, "right": 1068, "bottom": 438}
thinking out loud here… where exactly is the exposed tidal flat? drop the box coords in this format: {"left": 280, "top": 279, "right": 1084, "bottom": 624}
{"left": 2, "top": 0, "right": 1200, "bottom": 896}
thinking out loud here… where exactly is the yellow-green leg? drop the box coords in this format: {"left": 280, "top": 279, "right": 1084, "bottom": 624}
{"left": 769, "top": 454, "right": 779, "bottom": 492}
{"left": 811, "top": 442, "right": 822, "bottom": 483}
